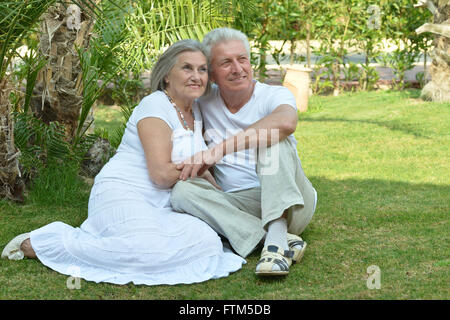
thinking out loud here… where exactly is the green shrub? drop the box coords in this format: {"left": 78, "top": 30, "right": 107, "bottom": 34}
{"left": 27, "top": 160, "right": 90, "bottom": 207}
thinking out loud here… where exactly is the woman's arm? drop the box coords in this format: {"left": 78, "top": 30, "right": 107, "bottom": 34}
{"left": 137, "top": 117, "right": 180, "bottom": 188}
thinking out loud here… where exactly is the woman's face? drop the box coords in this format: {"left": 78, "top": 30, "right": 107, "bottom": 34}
{"left": 164, "top": 51, "right": 208, "bottom": 104}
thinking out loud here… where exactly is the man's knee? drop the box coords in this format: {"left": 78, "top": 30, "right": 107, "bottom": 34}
{"left": 257, "top": 139, "right": 297, "bottom": 177}
{"left": 170, "top": 180, "right": 194, "bottom": 210}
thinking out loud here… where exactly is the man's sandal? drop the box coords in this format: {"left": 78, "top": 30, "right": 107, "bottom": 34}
{"left": 287, "top": 233, "right": 307, "bottom": 263}
{"left": 255, "top": 245, "right": 294, "bottom": 276}
{"left": 1, "top": 233, "right": 30, "bottom": 261}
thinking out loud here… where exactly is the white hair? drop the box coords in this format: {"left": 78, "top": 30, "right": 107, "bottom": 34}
{"left": 150, "top": 39, "right": 211, "bottom": 95}
{"left": 202, "top": 28, "right": 251, "bottom": 61}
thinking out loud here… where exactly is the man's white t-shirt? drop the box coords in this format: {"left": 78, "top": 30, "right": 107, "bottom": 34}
{"left": 198, "top": 81, "right": 298, "bottom": 192}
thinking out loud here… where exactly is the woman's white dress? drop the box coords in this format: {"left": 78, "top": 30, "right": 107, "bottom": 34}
{"left": 29, "top": 91, "right": 245, "bottom": 286}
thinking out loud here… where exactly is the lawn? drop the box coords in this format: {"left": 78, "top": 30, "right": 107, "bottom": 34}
{"left": 0, "top": 89, "right": 448, "bottom": 299}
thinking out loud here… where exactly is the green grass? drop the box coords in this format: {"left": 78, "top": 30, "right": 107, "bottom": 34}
{"left": 93, "top": 104, "right": 123, "bottom": 136}
{"left": 1, "top": 89, "right": 449, "bottom": 299}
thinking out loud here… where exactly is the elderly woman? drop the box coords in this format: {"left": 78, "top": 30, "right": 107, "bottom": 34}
{"left": 2, "top": 40, "right": 245, "bottom": 285}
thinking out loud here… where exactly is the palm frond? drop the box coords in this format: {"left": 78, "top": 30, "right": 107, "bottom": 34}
{"left": 119, "top": 0, "right": 226, "bottom": 73}
{"left": 73, "top": 2, "right": 129, "bottom": 142}
{"left": 13, "top": 112, "right": 70, "bottom": 167}
{"left": 21, "top": 51, "right": 47, "bottom": 114}
{"left": 0, "top": 0, "right": 56, "bottom": 79}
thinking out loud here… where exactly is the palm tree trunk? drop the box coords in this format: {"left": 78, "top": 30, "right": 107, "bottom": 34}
{"left": 0, "top": 78, "right": 24, "bottom": 202}
{"left": 31, "top": 1, "right": 96, "bottom": 141}
{"left": 418, "top": 0, "right": 450, "bottom": 102}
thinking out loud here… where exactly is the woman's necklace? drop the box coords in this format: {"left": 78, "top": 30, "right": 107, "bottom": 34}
{"left": 164, "top": 90, "right": 195, "bottom": 131}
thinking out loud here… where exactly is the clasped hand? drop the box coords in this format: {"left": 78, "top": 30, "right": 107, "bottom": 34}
{"left": 176, "top": 148, "right": 223, "bottom": 186}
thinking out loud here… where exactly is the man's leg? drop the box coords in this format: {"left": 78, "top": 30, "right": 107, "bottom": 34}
{"left": 255, "top": 139, "right": 316, "bottom": 275}
{"left": 257, "top": 139, "right": 316, "bottom": 236}
{"left": 170, "top": 178, "right": 265, "bottom": 258}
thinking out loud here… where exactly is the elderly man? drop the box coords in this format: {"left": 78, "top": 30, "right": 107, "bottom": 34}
{"left": 170, "top": 28, "right": 317, "bottom": 276}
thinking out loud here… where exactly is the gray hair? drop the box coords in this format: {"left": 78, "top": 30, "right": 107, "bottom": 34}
{"left": 150, "top": 39, "right": 211, "bottom": 95}
{"left": 202, "top": 28, "right": 251, "bottom": 62}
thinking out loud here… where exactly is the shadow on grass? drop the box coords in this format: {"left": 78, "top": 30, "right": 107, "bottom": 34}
{"left": 307, "top": 176, "right": 449, "bottom": 214}
{"left": 249, "top": 176, "right": 448, "bottom": 284}
{"left": 301, "top": 118, "right": 432, "bottom": 139}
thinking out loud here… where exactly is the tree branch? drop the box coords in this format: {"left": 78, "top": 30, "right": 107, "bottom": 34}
{"left": 416, "top": 22, "right": 450, "bottom": 38}
{"left": 414, "top": 0, "right": 441, "bottom": 20}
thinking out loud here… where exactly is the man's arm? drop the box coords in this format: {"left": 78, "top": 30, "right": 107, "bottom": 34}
{"left": 219, "top": 104, "right": 297, "bottom": 154}
{"left": 177, "top": 104, "right": 298, "bottom": 180}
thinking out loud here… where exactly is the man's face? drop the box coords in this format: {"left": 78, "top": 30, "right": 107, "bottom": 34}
{"left": 209, "top": 40, "right": 253, "bottom": 95}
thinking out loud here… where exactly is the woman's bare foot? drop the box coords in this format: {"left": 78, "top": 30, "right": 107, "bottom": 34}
{"left": 20, "top": 239, "right": 37, "bottom": 259}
